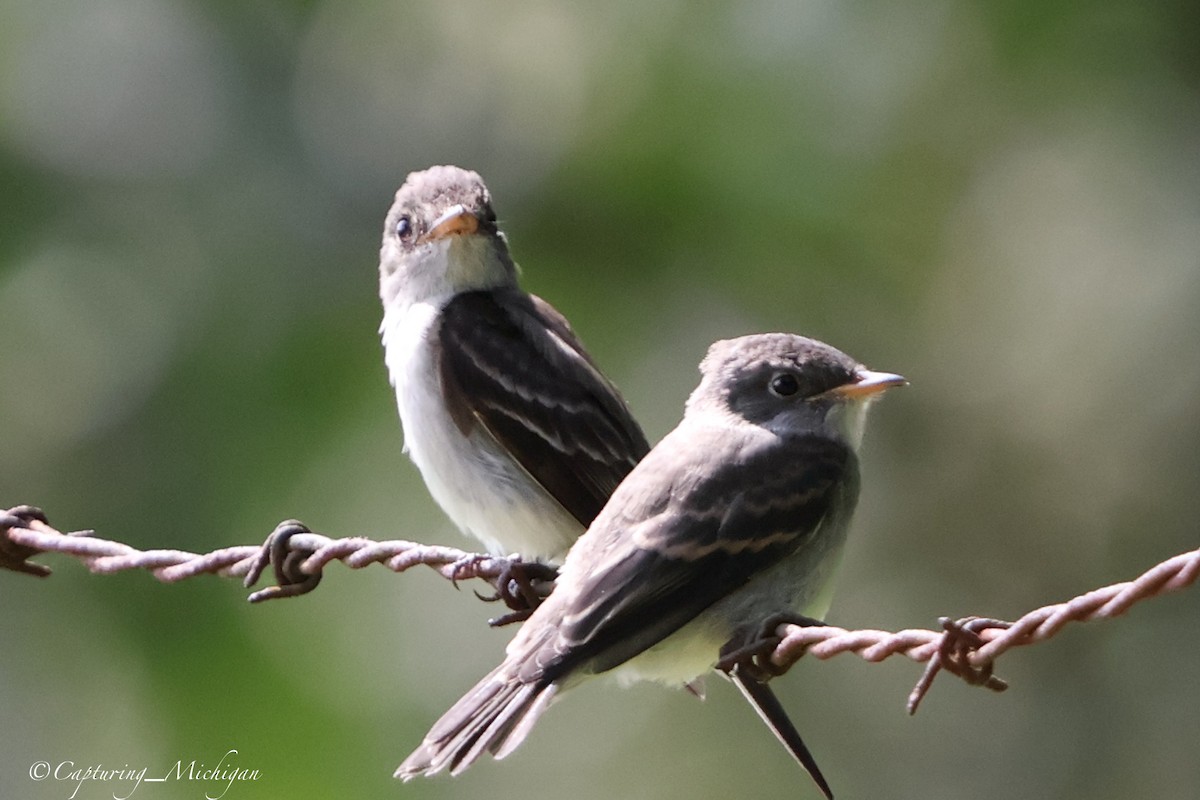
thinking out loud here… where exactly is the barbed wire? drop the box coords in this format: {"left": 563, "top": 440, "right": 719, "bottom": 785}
{"left": 769, "top": 545, "right": 1199, "bottom": 710}
{"left": 3, "top": 504, "right": 1196, "bottom": 711}
{"left": 0, "top": 505, "right": 534, "bottom": 605}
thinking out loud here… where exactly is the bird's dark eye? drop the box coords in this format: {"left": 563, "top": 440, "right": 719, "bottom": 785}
{"left": 395, "top": 215, "right": 414, "bottom": 240}
{"left": 769, "top": 372, "right": 800, "bottom": 397}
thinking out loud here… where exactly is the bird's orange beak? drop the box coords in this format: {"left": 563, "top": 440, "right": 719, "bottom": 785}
{"left": 829, "top": 370, "right": 907, "bottom": 399}
{"left": 424, "top": 204, "right": 480, "bottom": 242}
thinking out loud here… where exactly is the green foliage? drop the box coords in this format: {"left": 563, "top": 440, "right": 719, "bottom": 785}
{"left": 3, "top": 2, "right": 1198, "bottom": 798}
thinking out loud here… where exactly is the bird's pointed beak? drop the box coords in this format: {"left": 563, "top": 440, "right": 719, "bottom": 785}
{"left": 830, "top": 370, "right": 907, "bottom": 400}
{"left": 424, "top": 204, "right": 480, "bottom": 242}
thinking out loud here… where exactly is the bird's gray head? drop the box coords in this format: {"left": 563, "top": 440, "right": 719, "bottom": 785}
{"left": 379, "top": 165, "right": 518, "bottom": 309}
{"left": 687, "top": 333, "right": 905, "bottom": 448}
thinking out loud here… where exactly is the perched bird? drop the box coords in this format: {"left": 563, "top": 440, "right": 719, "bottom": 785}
{"left": 378, "top": 166, "right": 649, "bottom": 562}
{"left": 397, "top": 333, "right": 905, "bottom": 797}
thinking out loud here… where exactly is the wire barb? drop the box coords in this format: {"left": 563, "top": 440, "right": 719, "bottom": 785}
{"left": 2, "top": 504, "right": 1196, "bottom": 711}
{"left": 768, "top": 547, "right": 1199, "bottom": 710}
{"left": 906, "top": 617, "right": 1010, "bottom": 715}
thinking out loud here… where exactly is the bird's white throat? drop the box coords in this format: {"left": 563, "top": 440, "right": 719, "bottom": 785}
{"left": 379, "top": 235, "right": 515, "bottom": 313}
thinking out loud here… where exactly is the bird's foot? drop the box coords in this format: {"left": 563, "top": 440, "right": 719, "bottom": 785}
{"left": 716, "top": 612, "right": 824, "bottom": 681}
{"left": 448, "top": 551, "right": 496, "bottom": 590}
{"left": 486, "top": 559, "right": 559, "bottom": 627}
{"left": 447, "top": 552, "right": 558, "bottom": 625}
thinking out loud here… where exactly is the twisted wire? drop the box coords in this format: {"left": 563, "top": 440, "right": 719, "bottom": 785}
{"left": 770, "top": 547, "right": 1199, "bottom": 711}
{"left": 0, "top": 506, "right": 514, "bottom": 602}
{"left": 3, "top": 505, "right": 1196, "bottom": 710}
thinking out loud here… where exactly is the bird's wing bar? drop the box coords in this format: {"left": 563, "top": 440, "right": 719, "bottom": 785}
{"left": 436, "top": 289, "right": 650, "bottom": 528}
{"left": 537, "top": 435, "right": 857, "bottom": 680}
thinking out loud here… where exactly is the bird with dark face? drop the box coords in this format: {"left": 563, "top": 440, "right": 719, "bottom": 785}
{"left": 397, "top": 332, "right": 905, "bottom": 799}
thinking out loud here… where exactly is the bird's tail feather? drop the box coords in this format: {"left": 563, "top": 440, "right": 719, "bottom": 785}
{"left": 396, "top": 665, "right": 558, "bottom": 779}
{"left": 730, "top": 668, "right": 834, "bottom": 800}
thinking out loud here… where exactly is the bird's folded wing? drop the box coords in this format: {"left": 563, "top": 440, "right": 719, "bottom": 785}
{"left": 436, "top": 289, "right": 650, "bottom": 528}
{"left": 527, "top": 433, "right": 858, "bottom": 681}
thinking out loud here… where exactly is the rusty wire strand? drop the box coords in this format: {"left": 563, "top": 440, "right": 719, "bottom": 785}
{"left": 770, "top": 546, "right": 1199, "bottom": 711}
{"left": 0, "top": 507, "right": 523, "bottom": 603}
{"left": 3, "top": 505, "right": 1196, "bottom": 711}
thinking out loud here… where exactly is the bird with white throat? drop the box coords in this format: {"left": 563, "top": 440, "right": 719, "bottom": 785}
{"left": 378, "top": 165, "right": 650, "bottom": 564}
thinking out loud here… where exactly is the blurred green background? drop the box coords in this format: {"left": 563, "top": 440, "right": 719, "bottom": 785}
{"left": 3, "top": 1, "right": 1199, "bottom": 798}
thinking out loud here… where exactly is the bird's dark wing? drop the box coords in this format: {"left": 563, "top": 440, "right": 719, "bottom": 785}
{"left": 731, "top": 669, "right": 834, "bottom": 800}
{"left": 435, "top": 289, "right": 650, "bottom": 528}
{"left": 525, "top": 430, "right": 859, "bottom": 682}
